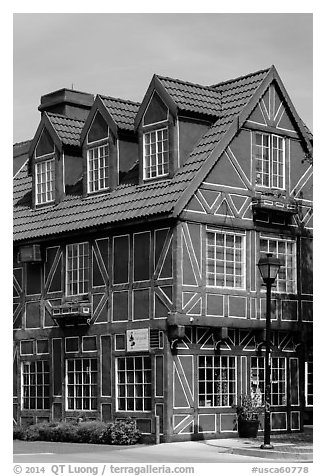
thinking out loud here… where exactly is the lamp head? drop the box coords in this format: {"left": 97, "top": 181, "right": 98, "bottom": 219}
{"left": 257, "top": 253, "right": 282, "bottom": 284}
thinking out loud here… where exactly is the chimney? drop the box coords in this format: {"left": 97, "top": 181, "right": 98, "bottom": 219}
{"left": 38, "top": 88, "right": 94, "bottom": 121}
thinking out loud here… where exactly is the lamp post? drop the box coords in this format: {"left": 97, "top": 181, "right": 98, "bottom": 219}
{"left": 257, "top": 253, "right": 282, "bottom": 450}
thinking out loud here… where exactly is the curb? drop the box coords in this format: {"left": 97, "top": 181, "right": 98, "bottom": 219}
{"left": 225, "top": 447, "right": 313, "bottom": 461}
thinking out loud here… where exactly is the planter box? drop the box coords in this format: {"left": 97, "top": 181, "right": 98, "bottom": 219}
{"left": 237, "top": 419, "right": 260, "bottom": 438}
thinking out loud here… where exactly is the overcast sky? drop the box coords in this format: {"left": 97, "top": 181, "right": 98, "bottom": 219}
{"left": 13, "top": 13, "right": 312, "bottom": 143}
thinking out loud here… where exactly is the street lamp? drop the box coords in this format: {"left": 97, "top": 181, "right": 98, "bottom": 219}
{"left": 257, "top": 252, "right": 282, "bottom": 450}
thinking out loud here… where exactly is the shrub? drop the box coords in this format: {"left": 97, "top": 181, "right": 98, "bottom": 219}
{"left": 75, "top": 421, "right": 108, "bottom": 444}
{"left": 110, "top": 418, "right": 141, "bottom": 445}
{"left": 13, "top": 418, "right": 141, "bottom": 445}
{"left": 13, "top": 425, "right": 26, "bottom": 440}
{"left": 24, "top": 423, "right": 49, "bottom": 441}
{"left": 51, "top": 422, "right": 79, "bottom": 442}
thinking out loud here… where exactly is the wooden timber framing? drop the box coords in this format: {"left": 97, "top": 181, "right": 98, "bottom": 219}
{"left": 13, "top": 66, "right": 313, "bottom": 440}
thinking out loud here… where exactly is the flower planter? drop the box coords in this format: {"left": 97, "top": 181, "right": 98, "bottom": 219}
{"left": 237, "top": 419, "right": 260, "bottom": 438}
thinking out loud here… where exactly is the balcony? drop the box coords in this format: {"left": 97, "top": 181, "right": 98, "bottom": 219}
{"left": 252, "top": 195, "right": 298, "bottom": 224}
{"left": 51, "top": 302, "right": 92, "bottom": 326}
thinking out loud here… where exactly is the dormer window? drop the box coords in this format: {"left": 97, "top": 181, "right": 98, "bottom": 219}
{"left": 143, "top": 127, "right": 169, "bottom": 180}
{"left": 34, "top": 128, "right": 56, "bottom": 205}
{"left": 86, "top": 112, "right": 109, "bottom": 194}
{"left": 87, "top": 144, "right": 109, "bottom": 193}
{"left": 35, "top": 159, "right": 55, "bottom": 205}
{"left": 141, "top": 91, "right": 171, "bottom": 182}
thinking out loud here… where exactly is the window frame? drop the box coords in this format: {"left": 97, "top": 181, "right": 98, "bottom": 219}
{"left": 116, "top": 356, "right": 152, "bottom": 412}
{"left": 86, "top": 143, "right": 110, "bottom": 194}
{"left": 254, "top": 132, "right": 285, "bottom": 189}
{"left": 21, "top": 360, "right": 50, "bottom": 410}
{"left": 206, "top": 228, "right": 246, "bottom": 290}
{"left": 65, "top": 358, "right": 98, "bottom": 412}
{"left": 65, "top": 242, "right": 90, "bottom": 297}
{"left": 250, "top": 356, "right": 287, "bottom": 407}
{"left": 259, "top": 235, "right": 297, "bottom": 294}
{"left": 35, "top": 158, "right": 55, "bottom": 205}
{"left": 198, "top": 355, "right": 237, "bottom": 408}
{"left": 143, "top": 126, "right": 169, "bottom": 181}
{"left": 305, "top": 361, "right": 313, "bottom": 407}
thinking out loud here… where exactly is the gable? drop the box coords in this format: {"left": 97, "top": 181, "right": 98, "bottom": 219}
{"left": 87, "top": 111, "right": 109, "bottom": 143}
{"left": 143, "top": 91, "right": 168, "bottom": 125}
{"left": 247, "top": 82, "right": 297, "bottom": 133}
{"left": 35, "top": 128, "right": 55, "bottom": 157}
{"left": 204, "top": 151, "right": 249, "bottom": 190}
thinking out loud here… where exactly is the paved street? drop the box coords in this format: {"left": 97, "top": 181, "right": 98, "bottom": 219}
{"left": 13, "top": 439, "right": 303, "bottom": 464}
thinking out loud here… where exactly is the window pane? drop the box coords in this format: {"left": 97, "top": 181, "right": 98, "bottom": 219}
{"left": 206, "top": 230, "right": 244, "bottom": 289}
{"left": 35, "top": 159, "right": 55, "bottom": 204}
{"left": 21, "top": 360, "right": 50, "bottom": 410}
{"left": 117, "top": 357, "right": 152, "bottom": 412}
{"left": 143, "top": 128, "right": 169, "bottom": 179}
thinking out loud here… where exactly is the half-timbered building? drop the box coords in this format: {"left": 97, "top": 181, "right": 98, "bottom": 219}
{"left": 13, "top": 65, "right": 313, "bottom": 441}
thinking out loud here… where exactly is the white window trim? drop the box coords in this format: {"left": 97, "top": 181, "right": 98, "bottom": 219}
{"left": 65, "top": 358, "right": 98, "bottom": 412}
{"left": 21, "top": 360, "right": 50, "bottom": 410}
{"left": 115, "top": 356, "right": 152, "bottom": 412}
{"left": 87, "top": 144, "right": 110, "bottom": 194}
{"left": 254, "top": 132, "right": 285, "bottom": 190}
{"left": 35, "top": 158, "right": 55, "bottom": 205}
{"left": 143, "top": 127, "right": 169, "bottom": 181}
{"left": 259, "top": 235, "right": 297, "bottom": 294}
{"left": 198, "top": 355, "right": 237, "bottom": 408}
{"left": 206, "top": 228, "right": 246, "bottom": 290}
{"left": 250, "top": 356, "right": 287, "bottom": 407}
{"left": 305, "top": 361, "right": 313, "bottom": 407}
{"left": 65, "top": 242, "right": 89, "bottom": 297}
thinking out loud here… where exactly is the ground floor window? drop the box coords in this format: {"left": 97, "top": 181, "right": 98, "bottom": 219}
{"left": 305, "top": 361, "right": 313, "bottom": 407}
{"left": 198, "top": 355, "right": 236, "bottom": 407}
{"left": 116, "top": 356, "right": 152, "bottom": 411}
{"left": 251, "top": 356, "right": 287, "bottom": 406}
{"left": 22, "top": 360, "right": 50, "bottom": 410}
{"left": 66, "top": 358, "right": 97, "bottom": 411}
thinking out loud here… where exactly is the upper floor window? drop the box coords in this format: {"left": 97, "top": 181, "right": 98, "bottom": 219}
{"left": 86, "top": 111, "right": 109, "bottom": 193}
{"left": 206, "top": 228, "right": 245, "bottom": 289}
{"left": 143, "top": 128, "right": 169, "bottom": 180}
{"left": 87, "top": 145, "right": 109, "bottom": 193}
{"left": 254, "top": 132, "right": 285, "bottom": 189}
{"left": 66, "top": 242, "right": 89, "bottom": 296}
{"left": 260, "top": 236, "right": 296, "bottom": 293}
{"left": 35, "top": 159, "right": 55, "bottom": 205}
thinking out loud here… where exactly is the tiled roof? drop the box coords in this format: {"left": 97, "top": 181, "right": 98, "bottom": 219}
{"left": 13, "top": 140, "right": 31, "bottom": 177}
{"left": 14, "top": 66, "right": 311, "bottom": 242}
{"left": 13, "top": 165, "right": 185, "bottom": 240}
{"left": 171, "top": 68, "right": 270, "bottom": 186}
{"left": 47, "top": 112, "right": 85, "bottom": 146}
{"left": 157, "top": 75, "right": 221, "bottom": 117}
{"left": 100, "top": 96, "right": 140, "bottom": 131}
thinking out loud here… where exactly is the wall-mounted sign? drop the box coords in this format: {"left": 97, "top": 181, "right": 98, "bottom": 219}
{"left": 126, "top": 328, "right": 149, "bottom": 352}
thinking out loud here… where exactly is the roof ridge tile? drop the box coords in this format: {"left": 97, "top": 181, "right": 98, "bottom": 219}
{"left": 210, "top": 66, "right": 271, "bottom": 88}
{"left": 99, "top": 94, "right": 140, "bottom": 106}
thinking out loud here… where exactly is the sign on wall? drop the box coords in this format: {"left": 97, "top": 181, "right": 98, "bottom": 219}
{"left": 126, "top": 328, "right": 149, "bottom": 352}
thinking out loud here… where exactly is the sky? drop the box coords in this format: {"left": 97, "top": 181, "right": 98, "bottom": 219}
{"left": 13, "top": 12, "right": 313, "bottom": 144}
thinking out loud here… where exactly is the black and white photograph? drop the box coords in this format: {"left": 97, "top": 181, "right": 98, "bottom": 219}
{"left": 10, "top": 7, "right": 315, "bottom": 474}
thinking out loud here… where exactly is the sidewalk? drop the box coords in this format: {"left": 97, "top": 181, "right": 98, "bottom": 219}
{"left": 204, "top": 426, "right": 313, "bottom": 461}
